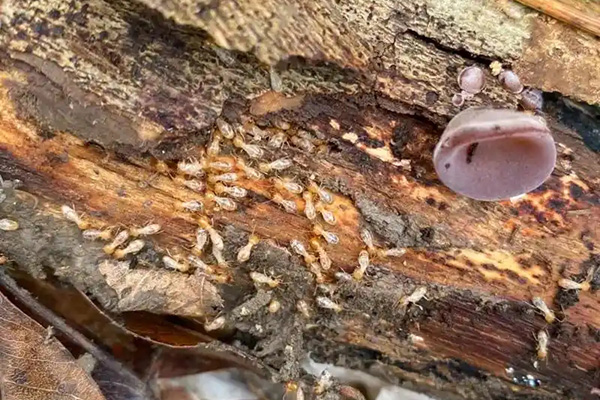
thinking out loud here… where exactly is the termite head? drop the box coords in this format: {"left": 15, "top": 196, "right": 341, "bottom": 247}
{"left": 434, "top": 108, "right": 556, "bottom": 201}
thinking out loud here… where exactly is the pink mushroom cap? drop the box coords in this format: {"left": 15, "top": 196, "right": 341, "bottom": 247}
{"left": 433, "top": 108, "right": 556, "bottom": 201}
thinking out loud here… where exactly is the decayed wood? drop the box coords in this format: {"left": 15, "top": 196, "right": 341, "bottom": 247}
{"left": 0, "top": 0, "right": 599, "bottom": 399}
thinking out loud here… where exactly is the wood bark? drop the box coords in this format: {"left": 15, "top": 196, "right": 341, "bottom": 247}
{"left": 0, "top": 0, "right": 599, "bottom": 399}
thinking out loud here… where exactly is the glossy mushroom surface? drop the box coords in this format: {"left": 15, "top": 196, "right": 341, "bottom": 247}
{"left": 433, "top": 108, "right": 556, "bottom": 201}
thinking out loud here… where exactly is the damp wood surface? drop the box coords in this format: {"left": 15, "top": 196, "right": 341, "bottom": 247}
{"left": 0, "top": 0, "right": 599, "bottom": 399}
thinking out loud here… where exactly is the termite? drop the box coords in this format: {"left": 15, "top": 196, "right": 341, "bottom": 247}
{"left": 378, "top": 247, "right": 407, "bottom": 258}
{"left": 192, "top": 227, "right": 209, "bottom": 255}
{"left": 207, "top": 160, "right": 234, "bottom": 172}
{"left": 273, "top": 193, "right": 297, "bottom": 213}
{"left": 272, "top": 177, "right": 304, "bottom": 194}
{"left": 314, "top": 370, "right": 333, "bottom": 395}
{"left": 268, "top": 131, "right": 286, "bottom": 148}
{"left": 360, "top": 228, "right": 376, "bottom": 253}
{"left": 237, "top": 234, "right": 260, "bottom": 262}
{"left": 177, "top": 159, "right": 204, "bottom": 177}
{"left": 290, "top": 135, "right": 315, "bottom": 153}
{"left": 103, "top": 230, "right": 130, "bottom": 254}
{"left": 206, "top": 192, "right": 237, "bottom": 211}
{"left": 296, "top": 300, "right": 311, "bottom": 318}
{"left": 207, "top": 134, "right": 221, "bottom": 156}
{"left": 113, "top": 239, "right": 145, "bottom": 259}
{"left": 536, "top": 329, "right": 549, "bottom": 361}
{"left": 313, "top": 224, "right": 339, "bottom": 245}
{"left": 290, "top": 239, "right": 314, "bottom": 264}
{"left": 250, "top": 126, "right": 268, "bottom": 141}
{"left": 316, "top": 296, "right": 342, "bottom": 313}
{"left": 214, "top": 183, "right": 247, "bottom": 198}
{"left": 398, "top": 286, "right": 427, "bottom": 309}
{"left": 233, "top": 136, "right": 264, "bottom": 159}
{"left": 208, "top": 172, "right": 238, "bottom": 184}
{"left": 181, "top": 200, "right": 204, "bottom": 212}
{"left": 532, "top": 296, "right": 556, "bottom": 324}
{"left": 0, "top": 219, "right": 19, "bottom": 231}
{"left": 163, "top": 255, "right": 191, "bottom": 272}
{"left": 204, "top": 316, "right": 226, "bottom": 331}
{"left": 61, "top": 205, "right": 89, "bottom": 229}
{"left": 216, "top": 117, "right": 234, "bottom": 139}
{"left": 259, "top": 158, "right": 293, "bottom": 173}
{"left": 310, "top": 238, "right": 331, "bottom": 270}
{"left": 308, "top": 181, "right": 333, "bottom": 204}
{"left": 82, "top": 228, "right": 112, "bottom": 241}
{"left": 315, "top": 202, "right": 336, "bottom": 225}
{"left": 558, "top": 267, "right": 595, "bottom": 291}
{"left": 187, "top": 254, "right": 214, "bottom": 274}
{"left": 352, "top": 250, "right": 370, "bottom": 281}
{"left": 308, "top": 261, "right": 325, "bottom": 283}
{"left": 236, "top": 159, "right": 264, "bottom": 180}
{"left": 130, "top": 223, "right": 161, "bottom": 237}
{"left": 249, "top": 271, "right": 280, "bottom": 288}
{"left": 198, "top": 218, "right": 224, "bottom": 251}
{"left": 268, "top": 299, "right": 282, "bottom": 313}
{"left": 302, "top": 192, "right": 317, "bottom": 220}
{"left": 181, "top": 179, "right": 205, "bottom": 192}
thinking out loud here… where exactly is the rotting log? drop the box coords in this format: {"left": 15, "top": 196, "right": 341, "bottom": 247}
{"left": 0, "top": 0, "right": 599, "bottom": 399}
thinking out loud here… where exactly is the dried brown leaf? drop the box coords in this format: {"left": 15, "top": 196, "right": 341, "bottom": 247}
{"left": 99, "top": 260, "right": 223, "bottom": 318}
{"left": 0, "top": 290, "right": 106, "bottom": 400}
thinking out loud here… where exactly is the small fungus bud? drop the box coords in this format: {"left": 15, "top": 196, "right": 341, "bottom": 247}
{"left": 498, "top": 70, "right": 523, "bottom": 94}
{"left": 433, "top": 108, "right": 556, "bottom": 201}
{"left": 458, "top": 66, "right": 485, "bottom": 95}
{"left": 452, "top": 93, "right": 465, "bottom": 107}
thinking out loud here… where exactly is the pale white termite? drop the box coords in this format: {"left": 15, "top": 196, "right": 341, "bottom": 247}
{"left": 181, "top": 200, "right": 204, "bottom": 212}
{"left": 273, "top": 177, "right": 304, "bottom": 194}
{"left": 268, "top": 131, "right": 286, "bottom": 148}
{"left": 207, "top": 160, "right": 234, "bottom": 172}
{"left": 61, "top": 205, "right": 89, "bottom": 229}
{"left": 313, "top": 224, "right": 339, "bottom": 245}
{"left": 163, "top": 255, "right": 191, "bottom": 272}
{"left": 216, "top": 117, "right": 234, "bottom": 139}
{"left": 249, "top": 271, "right": 280, "bottom": 288}
{"left": 233, "top": 136, "right": 264, "bottom": 159}
{"left": 302, "top": 192, "right": 317, "bottom": 220}
{"left": 316, "top": 297, "right": 342, "bottom": 313}
{"left": 314, "top": 370, "right": 334, "bottom": 395}
{"left": 82, "top": 228, "right": 112, "bottom": 241}
{"left": 113, "top": 239, "right": 145, "bottom": 259}
{"left": 237, "top": 159, "right": 264, "bottom": 180}
{"left": 237, "top": 234, "right": 260, "bottom": 263}
{"left": 206, "top": 192, "right": 237, "bottom": 211}
{"left": 187, "top": 254, "right": 214, "bottom": 273}
{"left": 308, "top": 181, "right": 333, "bottom": 204}
{"left": 192, "top": 227, "right": 209, "bottom": 255}
{"left": 259, "top": 158, "right": 293, "bottom": 173}
{"left": 352, "top": 250, "right": 370, "bottom": 281}
{"left": 378, "top": 247, "right": 407, "bottom": 258}
{"left": 315, "top": 202, "right": 336, "bottom": 225}
{"left": 214, "top": 183, "right": 247, "bottom": 198}
{"left": 559, "top": 268, "right": 595, "bottom": 292}
{"left": 290, "top": 239, "right": 314, "bottom": 264}
{"left": 130, "top": 223, "right": 161, "bottom": 237}
{"left": 103, "top": 230, "right": 130, "bottom": 254}
{"left": 250, "top": 126, "right": 268, "bottom": 141}
{"left": 0, "top": 219, "right": 18, "bottom": 231}
{"left": 308, "top": 261, "right": 325, "bottom": 284}
{"left": 536, "top": 330, "right": 549, "bottom": 361}
{"left": 204, "top": 316, "right": 226, "bottom": 331}
{"left": 199, "top": 218, "right": 223, "bottom": 251}
{"left": 268, "top": 299, "right": 282, "bottom": 313}
{"left": 360, "top": 228, "right": 376, "bottom": 253}
{"left": 208, "top": 172, "right": 238, "bottom": 184}
{"left": 398, "top": 286, "right": 427, "bottom": 308}
{"left": 177, "top": 159, "right": 204, "bottom": 177}
{"left": 207, "top": 134, "right": 221, "bottom": 156}
{"left": 296, "top": 300, "right": 311, "bottom": 318}
{"left": 273, "top": 193, "right": 297, "bottom": 214}
{"left": 532, "top": 297, "right": 556, "bottom": 324}
{"left": 310, "top": 238, "right": 331, "bottom": 270}
{"left": 290, "top": 135, "right": 315, "bottom": 153}
{"left": 181, "top": 179, "right": 205, "bottom": 192}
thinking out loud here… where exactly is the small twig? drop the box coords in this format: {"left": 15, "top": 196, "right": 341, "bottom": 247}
{"left": 0, "top": 271, "right": 157, "bottom": 400}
